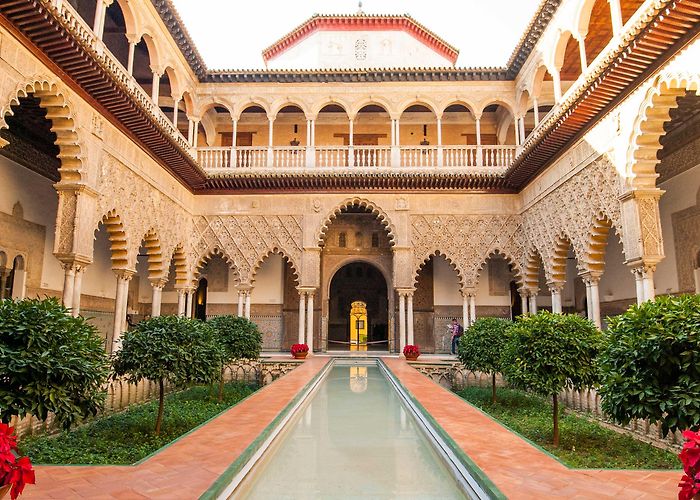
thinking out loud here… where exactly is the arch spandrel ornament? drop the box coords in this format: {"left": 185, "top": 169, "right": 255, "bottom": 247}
{"left": 410, "top": 214, "right": 524, "bottom": 289}
{"left": 521, "top": 154, "right": 624, "bottom": 279}
{"left": 315, "top": 198, "right": 397, "bottom": 247}
{"left": 191, "top": 215, "right": 303, "bottom": 285}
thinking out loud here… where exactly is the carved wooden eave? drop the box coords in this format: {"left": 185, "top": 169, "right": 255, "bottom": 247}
{"left": 0, "top": 0, "right": 208, "bottom": 190}
{"left": 203, "top": 68, "right": 509, "bottom": 84}
{"left": 201, "top": 170, "right": 511, "bottom": 193}
{"left": 505, "top": 0, "right": 700, "bottom": 190}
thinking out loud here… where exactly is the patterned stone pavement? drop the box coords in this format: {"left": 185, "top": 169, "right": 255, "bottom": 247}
{"left": 22, "top": 356, "right": 679, "bottom": 499}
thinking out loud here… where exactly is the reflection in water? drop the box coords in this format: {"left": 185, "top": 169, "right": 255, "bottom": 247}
{"left": 349, "top": 366, "right": 368, "bottom": 393}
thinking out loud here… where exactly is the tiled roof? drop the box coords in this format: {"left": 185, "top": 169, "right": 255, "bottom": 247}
{"left": 261, "top": 14, "right": 459, "bottom": 65}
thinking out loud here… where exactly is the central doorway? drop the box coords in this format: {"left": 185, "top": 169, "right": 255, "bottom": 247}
{"left": 328, "top": 262, "right": 388, "bottom": 351}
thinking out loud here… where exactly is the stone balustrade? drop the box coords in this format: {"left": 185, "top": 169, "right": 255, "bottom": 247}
{"left": 197, "top": 144, "right": 517, "bottom": 172}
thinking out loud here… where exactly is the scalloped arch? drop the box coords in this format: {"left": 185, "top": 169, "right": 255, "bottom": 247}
{"left": 626, "top": 72, "right": 700, "bottom": 189}
{"left": 194, "top": 247, "right": 242, "bottom": 284}
{"left": 316, "top": 198, "right": 396, "bottom": 246}
{"left": 1, "top": 78, "right": 85, "bottom": 182}
{"left": 250, "top": 248, "right": 300, "bottom": 285}
{"left": 475, "top": 249, "right": 524, "bottom": 289}
{"left": 138, "top": 228, "right": 164, "bottom": 281}
{"left": 412, "top": 250, "right": 465, "bottom": 289}
{"left": 96, "top": 210, "right": 129, "bottom": 270}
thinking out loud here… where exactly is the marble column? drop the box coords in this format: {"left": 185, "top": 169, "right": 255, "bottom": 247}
{"left": 398, "top": 292, "right": 406, "bottom": 354}
{"left": 462, "top": 293, "right": 469, "bottom": 329}
{"left": 406, "top": 292, "right": 414, "bottom": 346}
{"left": 177, "top": 289, "right": 186, "bottom": 316}
{"left": 72, "top": 265, "right": 85, "bottom": 317}
{"left": 306, "top": 291, "right": 314, "bottom": 353}
{"left": 112, "top": 270, "right": 133, "bottom": 351}
{"left": 549, "top": 283, "right": 564, "bottom": 314}
{"left": 532, "top": 98, "right": 539, "bottom": 127}
{"left": 520, "top": 291, "right": 529, "bottom": 315}
{"left": 151, "top": 279, "right": 165, "bottom": 317}
{"left": 298, "top": 290, "right": 306, "bottom": 344}
{"left": 61, "top": 264, "right": 76, "bottom": 310}
{"left": 244, "top": 290, "right": 251, "bottom": 319}
{"left": 528, "top": 292, "right": 538, "bottom": 314}
{"left": 237, "top": 290, "right": 244, "bottom": 317}
{"left": 469, "top": 293, "right": 477, "bottom": 325}
{"left": 151, "top": 71, "right": 161, "bottom": 104}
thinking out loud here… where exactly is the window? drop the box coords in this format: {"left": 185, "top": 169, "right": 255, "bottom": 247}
{"left": 355, "top": 39, "right": 367, "bottom": 60}
{"left": 371, "top": 232, "right": 379, "bottom": 248}
{"left": 355, "top": 232, "right": 363, "bottom": 248}
{"left": 339, "top": 232, "right": 347, "bottom": 248}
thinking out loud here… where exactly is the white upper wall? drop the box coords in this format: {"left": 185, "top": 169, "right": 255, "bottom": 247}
{"left": 266, "top": 30, "right": 454, "bottom": 70}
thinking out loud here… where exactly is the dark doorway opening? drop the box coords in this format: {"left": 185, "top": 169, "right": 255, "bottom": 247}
{"left": 195, "top": 278, "right": 208, "bottom": 321}
{"left": 328, "top": 262, "right": 388, "bottom": 351}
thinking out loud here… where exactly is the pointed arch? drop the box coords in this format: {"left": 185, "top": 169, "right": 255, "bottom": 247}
{"left": 193, "top": 246, "right": 243, "bottom": 287}
{"left": 626, "top": 73, "right": 700, "bottom": 189}
{"left": 251, "top": 248, "right": 300, "bottom": 285}
{"left": 585, "top": 213, "right": 621, "bottom": 276}
{"left": 96, "top": 210, "right": 129, "bottom": 270}
{"left": 412, "top": 250, "right": 465, "bottom": 289}
{"left": 316, "top": 198, "right": 396, "bottom": 246}
{"left": 168, "top": 244, "right": 189, "bottom": 288}
{"left": 140, "top": 228, "right": 164, "bottom": 281}
{"left": 475, "top": 249, "right": 524, "bottom": 289}
{"left": 550, "top": 233, "right": 574, "bottom": 284}
{"left": 523, "top": 247, "right": 545, "bottom": 292}
{"left": 0, "top": 78, "right": 85, "bottom": 182}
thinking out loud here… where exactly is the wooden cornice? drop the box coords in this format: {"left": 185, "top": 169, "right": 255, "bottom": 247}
{"left": 0, "top": 0, "right": 208, "bottom": 190}
{"left": 505, "top": 0, "right": 700, "bottom": 189}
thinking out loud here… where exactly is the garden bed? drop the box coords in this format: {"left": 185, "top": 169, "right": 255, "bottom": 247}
{"left": 20, "top": 381, "right": 257, "bottom": 465}
{"left": 455, "top": 386, "right": 679, "bottom": 469}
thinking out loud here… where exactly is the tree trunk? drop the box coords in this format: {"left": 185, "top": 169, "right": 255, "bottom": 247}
{"left": 218, "top": 366, "right": 225, "bottom": 403}
{"left": 491, "top": 373, "right": 497, "bottom": 403}
{"left": 155, "top": 378, "right": 165, "bottom": 435}
{"left": 552, "top": 393, "right": 559, "bottom": 447}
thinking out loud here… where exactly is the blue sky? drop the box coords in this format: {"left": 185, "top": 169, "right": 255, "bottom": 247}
{"left": 171, "top": 0, "right": 541, "bottom": 70}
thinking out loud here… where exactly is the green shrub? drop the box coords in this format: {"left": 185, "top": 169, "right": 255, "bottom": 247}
{"left": 112, "top": 316, "right": 222, "bottom": 434}
{"left": 501, "top": 311, "right": 601, "bottom": 446}
{"left": 0, "top": 297, "right": 110, "bottom": 429}
{"left": 598, "top": 294, "right": 700, "bottom": 436}
{"left": 207, "top": 315, "right": 262, "bottom": 401}
{"left": 457, "top": 317, "right": 511, "bottom": 402}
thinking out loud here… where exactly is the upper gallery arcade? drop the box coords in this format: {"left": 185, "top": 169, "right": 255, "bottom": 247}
{"left": 0, "top": 0, "right": 699, "bottom": 354}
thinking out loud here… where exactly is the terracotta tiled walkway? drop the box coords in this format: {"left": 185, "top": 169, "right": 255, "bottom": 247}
{"left": 384, "top": 358, "right": 679, "bottom": 499}
{"left": 23, "top": 356, "right": 329, "bottom": 499}
{"left": 23, "top": 356, "right": 679, "bottom": 499}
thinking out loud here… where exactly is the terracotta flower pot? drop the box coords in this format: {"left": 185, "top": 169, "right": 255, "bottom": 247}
{"left": 293, "top": 351, "right": 308, "bottom": 359}
{"left": 0, "top": 484, "right": 11, "bottom": 500}
{"left": 405, "top": 354, "right": 419, "bottom": 361}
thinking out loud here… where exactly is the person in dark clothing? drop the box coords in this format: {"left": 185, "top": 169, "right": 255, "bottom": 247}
{"left": 450, "top": 318, "right": 464, "bottom": 355}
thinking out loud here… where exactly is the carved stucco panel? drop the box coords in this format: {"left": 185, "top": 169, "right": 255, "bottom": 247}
{"left": 522, "top": 155, "right": 624, "bottom": 279}
{"left": 191, "top": 215, "right": 303, "bottom": 284}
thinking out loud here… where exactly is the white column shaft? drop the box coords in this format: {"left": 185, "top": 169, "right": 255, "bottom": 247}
{"left": 127, "top": 42, "right": 136, "bottom": 75}
{"left": 193, "top": 121, "right": 200, "bottom": 148}
{"left": 306, "top": 293, "right": 314, "bottom": 353}
{"left": 237, "top": 291, "right": 244, "bottom": 317}
{"left": 551, "top": 289, "right": 562, "bottom": 314}
{"left": 634, "top": 271, "right": 644, "bottom": 305}
{"left": 112, "top": 277, "right": 129, "bottom": 347}
{"left": 151, "top": 72, "right": 160, "bottom": 104}
{"left": 590, "top": 281, "right": 601, "bottom": 328}
{"left": 520, "top": 293, "right": 528, "bottom": 315}
{"left": 475, "top": 118, "right": 481, "bottom": 145}
{"left": 469, "top": 295, "right": 476, "bottom": 325}
{"left": 62, "top": 266, "right": 76, "bottom": 309}
{"left": 532, "top": 99, "right": 539, "bottom": 127}
{"left": 72, "top": 268, "right": 84, "bottom": 317}
{"left": 172, "top": 99, "right": 180, "bottom": 127}
{"left": 151, "top": 286, "right": 162, "bottom": 317}
{"left": 245, "top": 291, "right": 251, "bottom": 319}
{"left": 529, "top": 294, "right": 538, "bottom": 314}
{"left": 519, "top": 117, "right": 526, "bottom": 143}
{"left": 406, "top": 294, "right": 414, "bottom": 346}
{"left": 398, "top": 293, "right": 406, "bottom": 353}
{"left": 609, "top": 0, "right": 623, "bottom": 34}
{"left": 298, "top": 292, "right": 306, "bottom": 344}
{"left": 177, "top": 291, "right": 186, "bottom": 316}
{"left": 349, "top": 119, "right": 354, "bottom": 146}
{"left": 462, "top": 295, "right": 469, "bottom": 329}
{"left": 642, "top": 269, "right": 655, "bottom": 302}
{"left": 268, "top": 118, "right": 274, "bottom": 148}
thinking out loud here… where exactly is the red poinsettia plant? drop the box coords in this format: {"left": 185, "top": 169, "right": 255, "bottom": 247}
{"left": 290, "top": 343, "right": 309, "bottom": 355}
{"left": 403, "top": 345, "right": 420, "bottom": 358}
{"left": 0, "top": 423, "right": 35, "bottom": 500}
{"left": 679, "top": 430, "right": 700, "bottom": 500}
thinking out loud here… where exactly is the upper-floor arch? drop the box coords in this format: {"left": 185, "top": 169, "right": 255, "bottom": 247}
{"left": 439, "top": 99, "right": 478, "bottom": 120}
{"left": 397, "top": 99, "right": 440, "bottom": 119}
{"left": 270, "top": 99, "right": 312, "bottom": 120}
{"left": 234, "top": 100, "right": 273, "bottom": 121}
{"left": 350, "top": 98, "right": 394, "bottom": 120}
{"left": 311, "top": 99, "right": 353, "bottom": 119}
